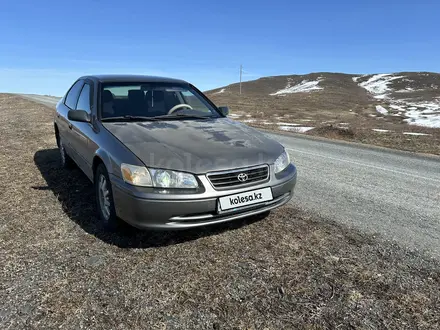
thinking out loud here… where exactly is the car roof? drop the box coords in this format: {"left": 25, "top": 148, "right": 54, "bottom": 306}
{"left": 80, "top": 74, "right": 188, "bottom": 84}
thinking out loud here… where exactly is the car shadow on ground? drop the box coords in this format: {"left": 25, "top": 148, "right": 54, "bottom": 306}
{"left": 33, "top": 148, "right": 268, "bottom": 248}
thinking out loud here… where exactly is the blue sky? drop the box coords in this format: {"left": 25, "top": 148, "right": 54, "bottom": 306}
{"left": 0, "top": 0, "right": 439, "bottom": 95}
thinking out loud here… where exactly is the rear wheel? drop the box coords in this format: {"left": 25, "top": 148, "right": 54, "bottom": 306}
{"left": 58, "top": 137, "right": 74, "bottom": 168}
{"left": 95, "top": 164, "right": 121, "bottom": 231}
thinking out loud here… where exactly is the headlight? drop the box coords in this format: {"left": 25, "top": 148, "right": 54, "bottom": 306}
{"left": 121, "top": 164, "right": 198, "bottom": 188}
{"left": 274, "top": 150, "right": 290, "bottom": 174}
{"left": 121, "top": 163, "right": 153, "bottom": 186}
{"left": 150, "top": 169, "right": 198, "bottom": 188}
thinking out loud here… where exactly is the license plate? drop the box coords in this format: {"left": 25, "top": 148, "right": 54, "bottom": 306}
{"left": 218, "top": 187, "right": 273, "bottom": 211}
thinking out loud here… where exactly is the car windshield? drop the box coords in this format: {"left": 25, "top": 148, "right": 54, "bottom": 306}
{"left": 100, "top": 82, "right": 220, "bottom": 120}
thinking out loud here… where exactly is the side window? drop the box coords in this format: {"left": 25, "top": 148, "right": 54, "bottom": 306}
{"left": 65, "top": 80, "right": 84, "bottom": 109}
{"left": 76, "top": 84, "right": 92, "bottom": 114}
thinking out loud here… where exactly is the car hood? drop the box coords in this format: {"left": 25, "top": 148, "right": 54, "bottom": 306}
{"left": 102, "top": 118, "right": 284, "bottom": 174}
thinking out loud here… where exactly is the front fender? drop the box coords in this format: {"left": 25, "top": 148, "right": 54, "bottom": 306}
{"left": 92, "top": 123, "right": 146, "bottom": 181}
{"left": 94, "top": 148, "right": 115, "bottom": 177}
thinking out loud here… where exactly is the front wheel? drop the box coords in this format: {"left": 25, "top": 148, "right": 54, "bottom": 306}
{"left": 95, "top": 164, "right": 122, "bottom": 231}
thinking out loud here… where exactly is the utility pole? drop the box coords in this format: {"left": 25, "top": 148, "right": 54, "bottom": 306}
{"left": 239, "top": 64, "right": 242, "bottom": 95}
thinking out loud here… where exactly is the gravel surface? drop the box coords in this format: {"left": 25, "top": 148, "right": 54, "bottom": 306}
{"left": 19, "top": 94, "right": 61, "bottom": 108}
{"left": 2, "top": 94, "right": 439, "bottom": 329}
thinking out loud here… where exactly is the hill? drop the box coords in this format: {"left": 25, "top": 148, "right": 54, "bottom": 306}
{"left": 205, "top": 72, "right": 440, "bottom": 154}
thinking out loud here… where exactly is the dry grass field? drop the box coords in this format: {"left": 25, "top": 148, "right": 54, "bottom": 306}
{"left": 1, "top": 94, "right": 439, "bottom": 329}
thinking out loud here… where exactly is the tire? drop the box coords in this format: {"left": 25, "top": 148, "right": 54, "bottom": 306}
{"left": 58, "top": 137, "right": 75, "bottom": 168}
{"left": 95, "top": 163, "right": 121, "bottom": 231}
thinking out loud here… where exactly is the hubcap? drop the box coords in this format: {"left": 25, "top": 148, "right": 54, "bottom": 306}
{"left": 98, "top": 174, "right": 111, "bottom": 220}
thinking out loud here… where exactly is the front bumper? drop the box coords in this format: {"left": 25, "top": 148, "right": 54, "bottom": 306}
{"left": 111, "top": 164, "right": 297, "bottom": 230}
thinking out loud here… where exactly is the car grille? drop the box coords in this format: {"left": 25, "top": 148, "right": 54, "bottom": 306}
{"left": 207, "top": 165, "right": 269, "bottom": 189}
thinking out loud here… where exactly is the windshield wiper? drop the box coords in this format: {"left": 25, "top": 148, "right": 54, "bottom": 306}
{"left": 151, "top": 113, "right": 213, "bottom": 120}
{"left": 101, "top": 115, "right": 160, "bottom": 122}
{"left": 102, "top": 113, "right": 214, "bottom": 122}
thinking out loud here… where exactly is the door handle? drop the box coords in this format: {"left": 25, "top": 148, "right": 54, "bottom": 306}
{"left": 68, "top": 123, "right": 72, "bottom": 129}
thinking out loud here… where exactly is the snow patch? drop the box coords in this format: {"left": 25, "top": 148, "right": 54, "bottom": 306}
{"left": 372, "top": 129, "right": 390, "bottom": 133}
{"left": 276, "top": 122, "right": 300, "bottom": 126}
{"left": 356, "top": 73, "right": 440, "bottom": 128}
{"left": 373, "top": 100, "right": 440, "bottom": 129}
{"left": 403, "top": 132, "right": 431, "bottom": 136}
{"left": 389, "top": 104, "right": 406, "bottom": 111}
{"left": 408, "top": 101, "right": 440, "bottom": 111}
{"left": 213, "top": 88, "right": 225, "bottom": 94}
{"left": 394, "top": 88, "right": 421, "bottom": 93}
{"left": 270, "top": 78, "right": 323, "bottom": 95}
{"left": 358, "top": 74, "right": 404, "bottom": 99}
{"left": 376, "top": 105, "right": 388, "bottom": 115}
{"left": 229, "top": 113, "right": 241, "bottom": 118}
{"left": 404, "top": 114, "right": 440, "bottom": 128}
{"left": 279, "top": 126, "right": 315, "bottom": 133}
{"left": 402, "top": 100, "right": 440, "bottom": 128}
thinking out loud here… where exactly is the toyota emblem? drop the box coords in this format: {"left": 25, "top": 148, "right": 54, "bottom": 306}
{"left": 237, "top": 173, "right": 248, "bottom": 182}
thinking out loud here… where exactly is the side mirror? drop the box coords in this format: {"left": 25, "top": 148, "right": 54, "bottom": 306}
{"left": 68, "top": 109, "right": 90, "bottom": 123}
{"left": 218, "top": 106, "right": 229, "bottom": 116}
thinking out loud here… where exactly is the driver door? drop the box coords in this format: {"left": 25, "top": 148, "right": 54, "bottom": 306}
{"left": 69, "top": 82, "right": 95, "bottom": 179}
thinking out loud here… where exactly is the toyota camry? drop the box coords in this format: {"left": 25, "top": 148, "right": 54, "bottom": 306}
{"left": 54, "top": 75, "right": 297, "bottom": 230}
